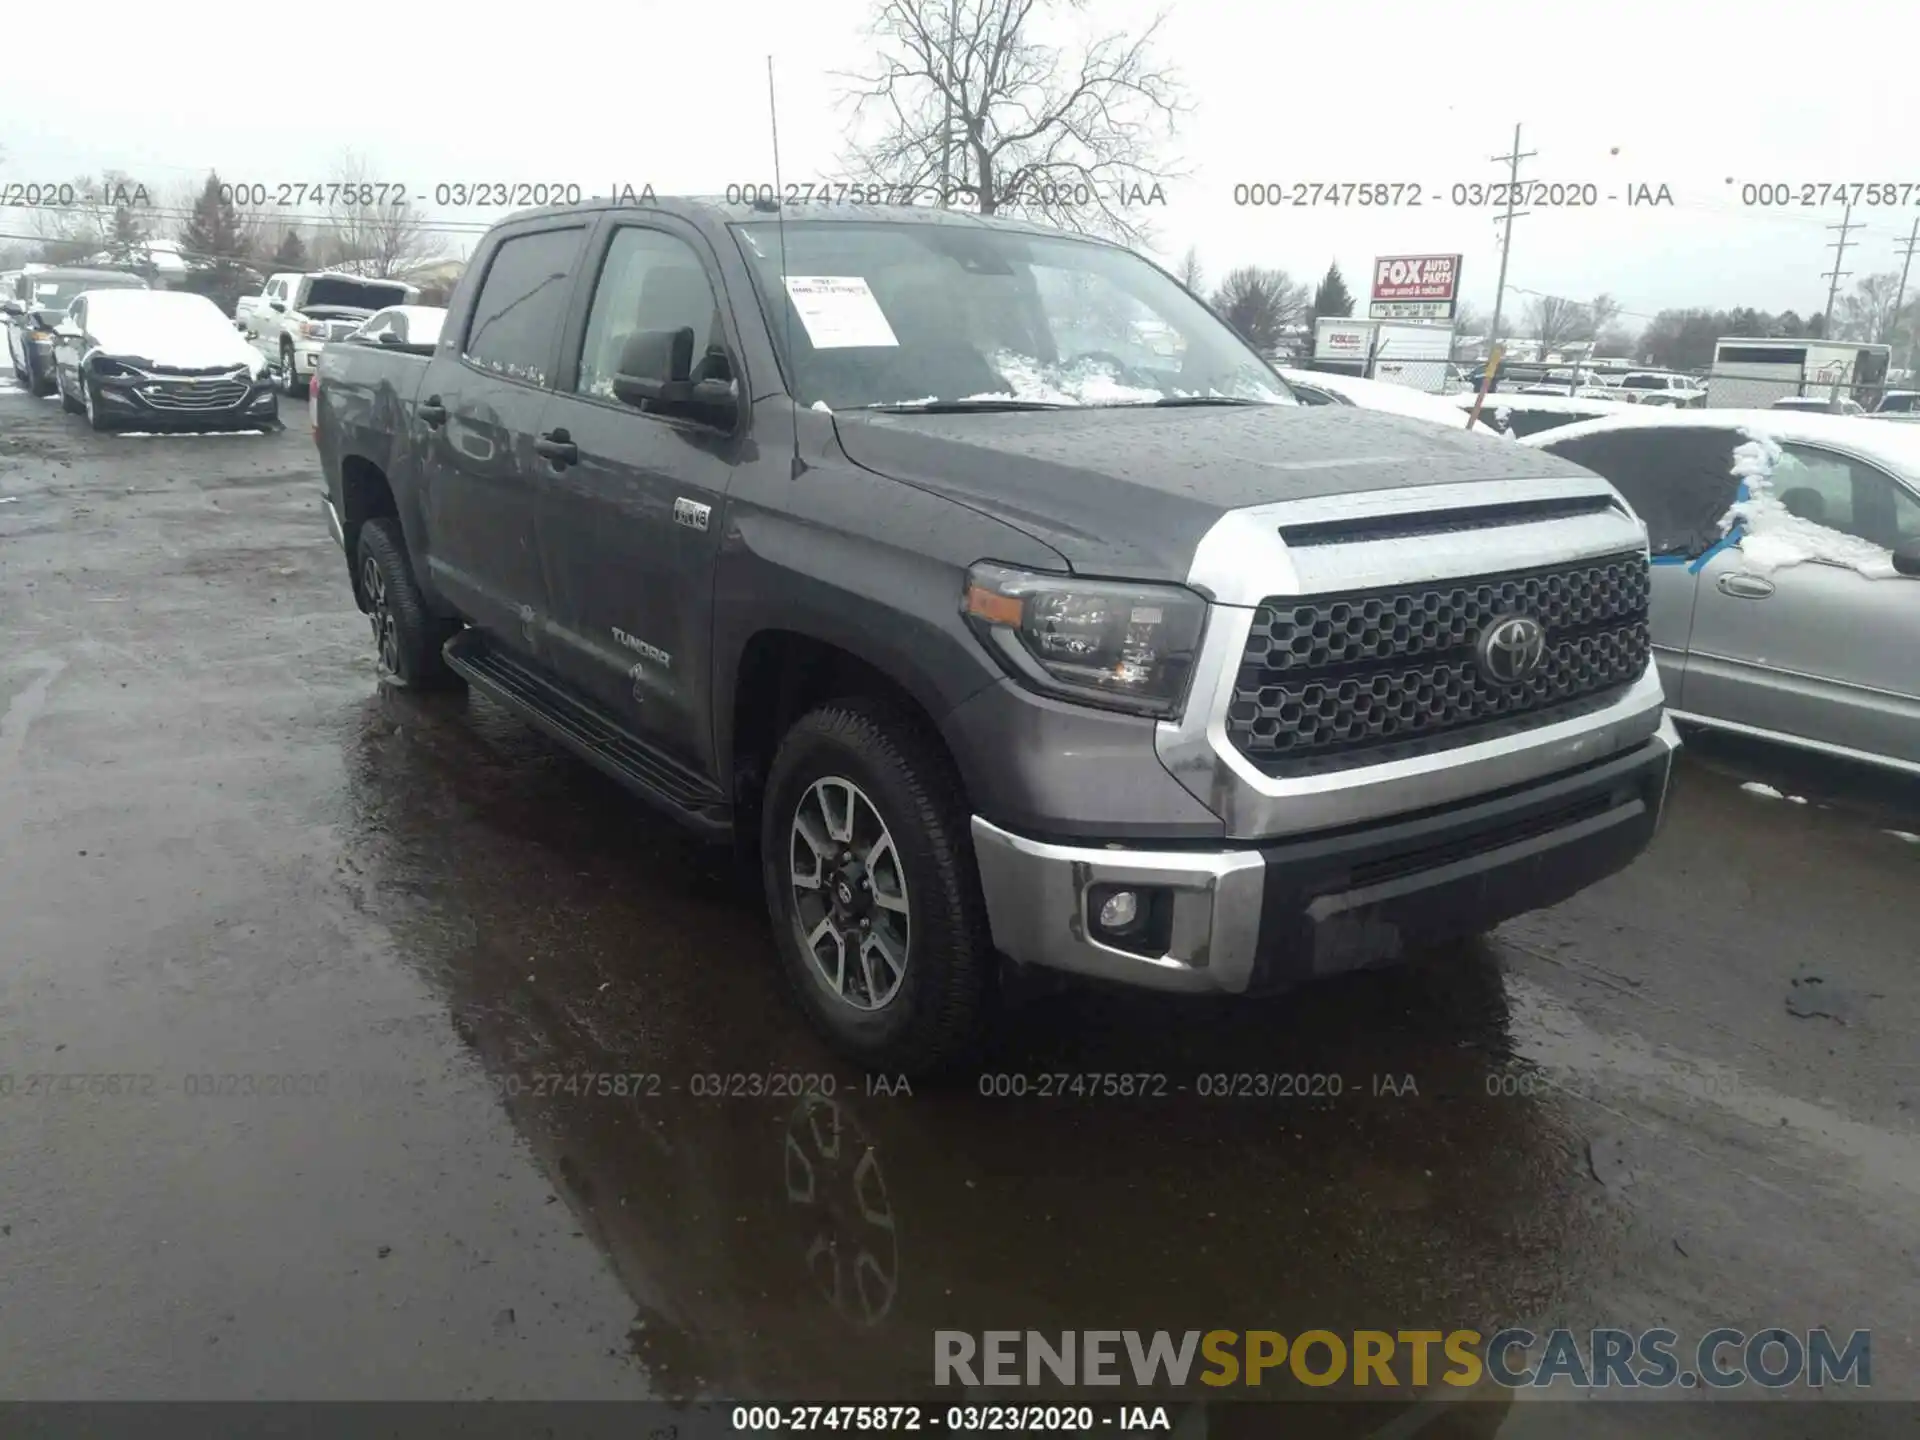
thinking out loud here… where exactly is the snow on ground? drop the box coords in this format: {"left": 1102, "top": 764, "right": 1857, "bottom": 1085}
{"left": 1885, "top": 830, "right": 1920, "bottom": 844}
{"left": 1741, "top": 782, "right": 1786, "bottom": 799}
{"left": 1720, "top": 430, "right": 1903, "bottom": 579}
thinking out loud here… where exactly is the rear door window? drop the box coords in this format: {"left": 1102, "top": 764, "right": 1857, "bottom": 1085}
{"left": 461, "top": 227, "right": 587, "bottom": 388}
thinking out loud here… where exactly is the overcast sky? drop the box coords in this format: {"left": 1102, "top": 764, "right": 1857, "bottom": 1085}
{"left": 3, "top": 0, "right": 1913, "bottom": 325}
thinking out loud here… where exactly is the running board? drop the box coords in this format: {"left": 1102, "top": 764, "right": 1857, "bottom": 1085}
{"left": 443, "top": 629, "right": 732, "bottom": 838}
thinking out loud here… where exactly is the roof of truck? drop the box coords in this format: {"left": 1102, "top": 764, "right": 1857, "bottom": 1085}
{"left": 496, "top": 194, "right": 1104, "bottom": 244}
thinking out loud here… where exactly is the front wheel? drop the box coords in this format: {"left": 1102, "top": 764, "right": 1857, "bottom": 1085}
{"left": 761, "top": 700, "right": 995, "bottom": 1078}
{"left": 59, "top": 368, "right": 83, "bottom": 414}
{"left": 81, "top": 374, "right": 114, "bottom": 431}
{"left": 354, "top": 517, "right": 462, "bottom": 689}
{"left": 281, "top": 340, "right": 302, "bottom": 397}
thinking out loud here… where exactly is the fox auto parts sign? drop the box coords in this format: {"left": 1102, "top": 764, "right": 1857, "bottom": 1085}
{"left": 1370, "top": 254, "right": 1461, "bottom": 320}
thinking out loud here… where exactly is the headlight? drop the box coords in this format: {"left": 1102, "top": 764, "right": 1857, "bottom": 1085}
{"left": 961, "top": 562, "right": 1207, "bottom": 718}
{"left": 300, "top": 321, "right": 329, "bottom": 339}
{"left": 90, "top": 357, "right": 136, "bottom": 378}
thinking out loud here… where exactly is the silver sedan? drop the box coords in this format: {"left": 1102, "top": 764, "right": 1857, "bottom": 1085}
{"left": 1521, "top": 408, "right": 1920, "bottom": 773}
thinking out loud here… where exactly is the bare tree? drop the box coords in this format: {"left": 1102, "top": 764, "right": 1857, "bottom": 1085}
{"left": 320, "top": 151, "right": 443, "bottom": 278}
{"left": 838, "top": 0, "right": 1189, "bottom": 243}
{"left": 1584, "top": 293, "right": 1622, "bottom": 341}
{"left": 1208, "top": 266, "right": 1305, "bottom": 354}
{"left": 1836, "top": 272, "right": 1903, "bottom": 343}
{"left": 1526, "top": 294, "right": 1585, "bottom": 352}
{"left": 1175, "top": 245, "right": 1203, "bottom": 294}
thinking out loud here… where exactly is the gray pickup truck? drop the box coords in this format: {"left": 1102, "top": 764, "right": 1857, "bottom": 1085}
{"left": 314, "top": 196, "right": 1679, "bottom": 1076}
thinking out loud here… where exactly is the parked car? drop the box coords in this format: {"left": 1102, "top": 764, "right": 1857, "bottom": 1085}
{"left": 1521, "top": 408, "right": 1920, "bottom": 772}
{"left": 314, "top": 197, "right": 1677, "bottom": 1075}
{"left": 4, "top": 266, "right": 150, "bottom": 394}
{"left": 1275, "top": 366, "right": 1500, "bottom": 430}
{"left": 242, "top": 271, "right": 419, "bottom": 396}
{"left": 1773, "top": 394, "right": 1867, "bottom": 416}
{"left": 346, "top": 304, "right": 447, "bottom": 348}
{"left": 1875, "top": 390, "right": 1920, "bottom": 415}
{"left": 50, "top": 288, "right": 279, "bottom": 432}
{"left": 1448, "top": 390, "right": 1636, "bottom": 438}
{"left": 1612, "top": 371, "right": 1707, "bottom": 408}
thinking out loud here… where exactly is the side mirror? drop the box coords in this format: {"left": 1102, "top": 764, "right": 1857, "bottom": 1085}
{"left": 376, "top": 331, "right": 402, "bottom": 345}
{"left": 1, "top": 299, "right": 23, "bottom": 318}
{"left": 1893, "top": 548, "right": 1920, "bottom": 578}
{"left": 611, "top": 326, "right": 741, "bottom": 427}
{"left": 269, "top": 300, "right": 286, "bottom": 313}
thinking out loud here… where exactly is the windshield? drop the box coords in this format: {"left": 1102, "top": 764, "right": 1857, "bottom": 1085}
{"left": 305, "top": 276, "right": 411, "bottom": 311}
{"left": 30, "top": 274, "right": 146, "bottom": 309}
{"left": 732, "top": 220, "right": 1291, "bottom": 410}
{"left": 86, "top": 291, "right": 244, "bottom": 349}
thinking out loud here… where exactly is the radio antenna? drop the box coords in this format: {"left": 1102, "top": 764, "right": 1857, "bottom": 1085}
{"left": 768, "top": 55, "right": 806, "bottom": 480}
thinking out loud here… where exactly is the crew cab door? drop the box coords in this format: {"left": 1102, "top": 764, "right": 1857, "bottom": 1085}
{"left": 531, "top": 214, "right": 746, "bottom": 778}
{"left": 417, "top": 220, "right": 589, "bottom": 658}
{"left": 1687, "top": 441, "right": 1920, "bottom": 764}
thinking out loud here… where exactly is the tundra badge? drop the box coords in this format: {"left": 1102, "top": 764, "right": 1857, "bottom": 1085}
{"left": 674, "top": 498, "right": 711, "bottom": 532}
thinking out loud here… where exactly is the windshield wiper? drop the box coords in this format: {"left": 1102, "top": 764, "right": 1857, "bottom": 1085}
{"left": 1135, "top": 395, "right": 1268, "bottom": 407}
{"left": 854, "top": 398, "right": 1074, "bottom": 413}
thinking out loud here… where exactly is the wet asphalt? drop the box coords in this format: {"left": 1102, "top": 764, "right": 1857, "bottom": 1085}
{"left": 1, "top": 378, "right": 1916, "bottom": 1433}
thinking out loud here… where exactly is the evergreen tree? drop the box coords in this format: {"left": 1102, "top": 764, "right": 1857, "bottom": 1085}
{"left": 179, "top": 172, "right": 252, "bottom": 310}
{"left": 274, "top": 229, "right": 307, "bottom": 268}
{"left": 1311, "top": 262, "right": 1354, "bottom": 321}
{"left": 107, "top": 206, "right": 150, "bottom": 275}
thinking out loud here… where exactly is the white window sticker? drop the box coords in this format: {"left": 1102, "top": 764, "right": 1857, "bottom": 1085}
{"left": 782, "top": 276, "right": 899, "bottom": 349}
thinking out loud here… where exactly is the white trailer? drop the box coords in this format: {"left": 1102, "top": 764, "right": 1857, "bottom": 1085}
{"left": 1706, "top": 338, "right": 1891, "bottom": 408}
{"left": 1312, "top": 317, "right": 1456, "bottom": 392}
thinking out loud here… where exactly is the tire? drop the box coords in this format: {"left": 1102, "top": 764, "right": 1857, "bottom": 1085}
{"left": 59, "top": 369, "right": 83, "bottom": 414}
{"left": 761, "top": 699, "right": 995, "bottom": 1078}
{"left": 281, "top": 340, "right": 301, "bottom": 397}
{"left": 354, "top": 516, "right": 462, "bottom": 689}
{"left": 28, "top": 354, "right": 55, "bottom": 397}
{"left": 81, "top": 374, "right": 114, "bottom": 432}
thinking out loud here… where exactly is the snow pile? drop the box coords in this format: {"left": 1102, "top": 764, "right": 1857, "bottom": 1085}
{"left": 1718, "top": 429, "right": 1901, "bottom": 579}
{"left": 1740, "top": 781, "right": 1785, "bottom": 799}
{"left": 970, "top": 351, "right": 1287, "bottom": 407}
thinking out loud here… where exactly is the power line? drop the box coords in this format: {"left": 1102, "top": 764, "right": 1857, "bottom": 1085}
{"left": 1821, "top": 201, "right": 1863, "bottom": 334}
{"left": 1485, "top": 123, "right": 1534, "bottom": 349}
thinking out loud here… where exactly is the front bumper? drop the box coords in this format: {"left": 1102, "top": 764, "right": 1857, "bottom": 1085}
{"left": 93, "top": 371, "right": 279, "bottom": 428}
{"left": 971, "top": 716, "right": 1680, "bottom": 994}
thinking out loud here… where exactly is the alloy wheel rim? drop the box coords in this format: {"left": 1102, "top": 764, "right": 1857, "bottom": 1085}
{"left": 361, "top": 554, "right": 398, "bottom": 673}
{"left": 788, "top": 776, "right": 911, "bottom": 1011}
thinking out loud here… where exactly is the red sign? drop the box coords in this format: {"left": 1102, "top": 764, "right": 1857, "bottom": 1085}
{"left": 1372, "top": 254, "right": 1461, "bottom": 302}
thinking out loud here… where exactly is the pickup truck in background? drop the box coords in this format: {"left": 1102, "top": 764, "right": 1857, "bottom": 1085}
{"left": 315, "top": 197, "right": 1679, "bottom": 1076}
{"left": 245, "top": 270, "right": 418, "bottom": 396}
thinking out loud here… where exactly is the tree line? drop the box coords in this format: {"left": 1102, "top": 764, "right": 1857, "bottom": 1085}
{"left": 0, "top": 155, "right": 448, "bottom": 314}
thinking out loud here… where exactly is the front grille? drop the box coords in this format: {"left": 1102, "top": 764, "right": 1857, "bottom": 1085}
{"left": 140, "top": 379, "right": 249, "bottom": 411}
{"left": 1226, "top": 551, "right": 1650, "bottom": 774}
{"left": 327, "top": 322, "right": 360, "bottom": 340}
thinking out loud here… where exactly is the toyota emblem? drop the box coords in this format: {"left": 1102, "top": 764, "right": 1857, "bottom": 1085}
{"left": 1476, "top": 614, "right": 1547, "bottom": 685}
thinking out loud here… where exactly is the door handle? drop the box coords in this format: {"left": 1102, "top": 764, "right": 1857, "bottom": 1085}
{"left": 417, "top": 396, "right": 448, "bottom": 427}
{"left": 1716, "top": 572, "right": 1775, "bottom": 599}
{"left": 533, "top": 429, "right": 578, "bottom": 467}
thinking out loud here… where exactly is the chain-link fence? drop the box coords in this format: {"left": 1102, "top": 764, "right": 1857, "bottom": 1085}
{"left": 1701, "top": 367, "right": 1892, "bottom": 414}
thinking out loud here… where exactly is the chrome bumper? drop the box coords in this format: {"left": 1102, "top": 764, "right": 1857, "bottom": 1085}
{"left": 971, "top": 714, "right": 1682, "bottom": 995}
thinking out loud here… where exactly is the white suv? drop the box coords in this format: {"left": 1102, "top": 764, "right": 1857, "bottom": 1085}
{"left": 243, "top": 272, "right": 418, "bottom": 394}
{"left": 1616, "top": 371, "right": 1706, "bottom": 407}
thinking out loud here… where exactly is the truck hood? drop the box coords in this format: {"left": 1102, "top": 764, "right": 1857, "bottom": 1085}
{"left": 831, "top": 404, "right": 1596, "bottom": 581}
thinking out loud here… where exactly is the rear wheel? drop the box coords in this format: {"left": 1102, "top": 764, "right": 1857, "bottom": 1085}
{"left": 281, "top": 340, "right": 301, "bottom": 397}
{"left": 761, "top": 699, "right": 995, "bottom": 1078}
{"left": 354, "top": 517, "right": 462, "bottom": 689}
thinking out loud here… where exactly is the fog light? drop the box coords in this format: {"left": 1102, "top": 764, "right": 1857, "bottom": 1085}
{"left": 1098, "top": 890, "right": 1140, "bottom": 931}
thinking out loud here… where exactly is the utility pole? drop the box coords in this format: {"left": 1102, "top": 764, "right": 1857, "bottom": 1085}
{"left": 1889, "top": 218, "right": 1919, "bottom": 363}
{"left": 936, "top": 0, "right": 957, "bottom": 208}
{"left": 1485, "top": 123, "right": 1534, "bottom": 359}
{"left": 1820, "top": 200, "right": 1862, "bottom": 336}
